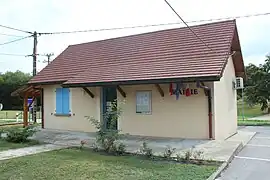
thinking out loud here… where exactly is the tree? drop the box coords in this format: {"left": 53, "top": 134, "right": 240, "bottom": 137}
{"left": 0, "top": 71, "right": 31, "bottom": 110}
{"left": 244, "top": 55, "right": 270, "bottom": 113}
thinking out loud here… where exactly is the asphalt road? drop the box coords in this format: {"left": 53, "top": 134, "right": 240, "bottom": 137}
{"left": 217, "top": 126, "right": 270, "bottom": 180}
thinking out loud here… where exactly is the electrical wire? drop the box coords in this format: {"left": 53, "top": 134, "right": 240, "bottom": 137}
{"left": 0, "top": 53, "right": 27, "bottom": 57}
{"left": 0, "top": 35, "right": 33, "bottom": 46}
{"left": 163, "top": 0, "right": 213, "bottom": 51}
{"left": 39, "top": 12, "right": 270, "bottom": 35}
{"left": 0, "top": 24, "right": 32, "bottom": 34}
{"left": 0, "top": 33, "right": 24, "bottom": 38}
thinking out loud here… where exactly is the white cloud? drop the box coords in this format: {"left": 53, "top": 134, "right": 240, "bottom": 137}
{"left": 0, "top": 0, "right": 270, "bottom": 73}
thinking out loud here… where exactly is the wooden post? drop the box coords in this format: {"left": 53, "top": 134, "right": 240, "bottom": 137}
{"left": 41, "top": 89, "right": 44, "bottom": 129}
{"left": 23, "top": 93, "right": 29, "bottom": 127}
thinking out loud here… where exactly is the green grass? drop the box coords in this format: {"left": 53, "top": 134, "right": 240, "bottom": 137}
{"left": 237, "top": 102, "right": 265, "bottom": 119}
{"left": 0, "top": 139, "right": 41, "bottom": 151}
{"left": 0, "top": 110, "right": 41, "bottom": 120}
{"left": 238, "top": 120, "right": 270, "bottom": 126}
{"left": 0, "top": 148, "right": 218, "bottom": 180}
{"left": 0, "top": 125, "right": 41, "bottom": 151}
{"left": 0, "top": 119, "right": 17, "bottom": 125}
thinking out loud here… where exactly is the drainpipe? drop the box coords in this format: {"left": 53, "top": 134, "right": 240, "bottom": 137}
{"left": 197, "top": 81, "right": 213, "bottom": 140}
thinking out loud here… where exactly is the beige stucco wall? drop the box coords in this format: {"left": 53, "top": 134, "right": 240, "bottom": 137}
{"left": 43, "top": 85, "right": 100, "bottom": 132}
{"left": 117, "top": 83, "right": 209, "bottom": 139}
{"left": 213, "top": 56, "right": 237, "bottom": 140}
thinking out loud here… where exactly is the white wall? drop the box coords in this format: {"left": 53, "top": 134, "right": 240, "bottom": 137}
{"left": 43, "top": 83, "right": 210, "bottom": 139}
{"left": 43, "top": 85, "right": 100, "bottom": 132}
{"left": 213, "top": 56, "right": 237, "bottom": 139}
{"left": 117, "top": 83, "right": 209, "bottom": 139}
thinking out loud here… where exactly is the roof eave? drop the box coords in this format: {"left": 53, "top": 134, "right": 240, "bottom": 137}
{"left": 28, "top": 80, "right": 66, "bottom": 86}
{"left": 62, "top": 76, "right": 221, "bottom": 88}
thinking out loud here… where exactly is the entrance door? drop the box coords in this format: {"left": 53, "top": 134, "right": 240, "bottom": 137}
{"left": 103, "top": 86, "right": 117, "bottom": 130}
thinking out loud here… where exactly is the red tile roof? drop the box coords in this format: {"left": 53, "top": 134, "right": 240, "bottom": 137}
{"left": 29, "top": 20, "right": 244, "bottom": 86}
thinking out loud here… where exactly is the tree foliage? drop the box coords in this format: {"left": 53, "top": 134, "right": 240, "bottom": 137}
{"left": 244, "top": 55, "right": 270, "bottom": 112}
{"left": 0, "top": 71, "right": 31, "bottom": 110}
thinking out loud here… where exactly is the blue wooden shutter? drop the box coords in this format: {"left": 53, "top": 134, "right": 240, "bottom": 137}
{"left": 62, "top": 88, "right": 70, "bottom": 115}
{"left": 56, "top": 88, "right": 63, "bottom": 114}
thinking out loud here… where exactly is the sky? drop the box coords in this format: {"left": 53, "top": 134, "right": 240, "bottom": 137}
{"left": 0, "top": 0, "right": 270, "bottom": 74}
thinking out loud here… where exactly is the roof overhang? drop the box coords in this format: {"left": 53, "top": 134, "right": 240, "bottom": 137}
{"left": 11, "top": 85, "right": 41, "bottom": 97}
{"left": 62, "top": 75, "right": 220, "bottom": 88}
{"left": 28, "top": 80, "right": 66, "bottom": 86}
{"left": 231, "top": 24, "right": 246, "bottom": 80}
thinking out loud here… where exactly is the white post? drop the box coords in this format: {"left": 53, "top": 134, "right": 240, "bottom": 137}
{"left": 16, "top": 112, "right": 19, "bottom": 122}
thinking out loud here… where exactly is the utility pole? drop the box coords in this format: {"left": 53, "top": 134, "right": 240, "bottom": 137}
{"left": 32, "top": 31, "right": 38, "bottom": 123}
{"left": 43, "top": 53, "right": 54, "bottom": 65}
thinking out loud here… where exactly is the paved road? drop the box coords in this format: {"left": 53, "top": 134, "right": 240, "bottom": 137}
{"left": 217, "top": 126, "right": 270, "bottom": 180}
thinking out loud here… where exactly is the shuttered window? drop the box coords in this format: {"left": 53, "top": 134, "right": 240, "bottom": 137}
{"left": 55, "top": 88, "right": 70, "bottom": 115}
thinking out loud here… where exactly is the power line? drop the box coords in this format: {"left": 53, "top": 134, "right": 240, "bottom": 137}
{"left": 0, "top": 35, "right": 32, "bottom": 46}
{"left": 0, "top": 53, "right": 27, "bottom": 57}
{"left": 39, "top": 12, "right": 270, "bottom": 35}
{"left": 0, "top": 24, "right": 32, "bottom": 34}
{"left": 163, "top": 0, "right": 213, "bottom": 51}
{"left": 0, "top": 33, "right": 24, "bottom": 38}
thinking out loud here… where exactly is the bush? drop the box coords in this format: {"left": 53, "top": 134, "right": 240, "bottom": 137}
{"left": 176, "top": 148, "right": 205, "bottom": 163}
{"left": 0, "top": 128, "right": 3, "bottom": 139}
{"left": 80, "top": 140, "right": 87, "bottom": 150}
{"left": 139, "top": 142, "right": 153, "bottom": 158}
{"left": 163, "top": 145, "right": 176, "bottom": 159}
{"left": 87, "top": 100, "right": 126, "bottom": 155}
{"left": 5, "top": 125, "right": 38, "bottom": 143}
{"left": 192, "top": 150, "right": 204, "bottom": 160}
{"left": 115, "top": 142, "right": 126, "bottom": 155}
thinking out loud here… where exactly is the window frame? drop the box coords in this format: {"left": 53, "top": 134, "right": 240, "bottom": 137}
{"left": 135, "top": 90, "right": 152, "bottom": 115}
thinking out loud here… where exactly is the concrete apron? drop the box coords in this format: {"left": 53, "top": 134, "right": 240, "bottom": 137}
{"left": 32, "top": 128, "right": 256, "bottom": 163}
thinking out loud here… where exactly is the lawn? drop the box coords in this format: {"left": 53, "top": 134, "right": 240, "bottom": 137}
{"left": 0, "top": 125, "right": 41, "bottom": 151}
{"left": 237, "top": 101, "right": 265, "bottom": 119}
{"left": 238, "top": 120, "right": 270, "bottom": 126}
{"left": 0, "top": 110, "right": 41, "bottom": 120}
{"left": 0, "top": 119, "right": 17, "bottom": 125}
{"left": 0, "top": 148, "right": 218, "bottom": 180}
{"left": 0, "top": 139, "right": 40, "bottom": 151}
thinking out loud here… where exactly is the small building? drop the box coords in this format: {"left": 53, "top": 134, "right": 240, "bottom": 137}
{"left": 27, "top": 20, "right": 245, "bottom": 140}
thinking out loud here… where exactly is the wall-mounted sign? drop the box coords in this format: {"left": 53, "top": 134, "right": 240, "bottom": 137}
{"left": 177, "top": 89, "right": 198, "bottom": 95}
{"left": 172, "top": 89, "right": 199, "bottom": 95}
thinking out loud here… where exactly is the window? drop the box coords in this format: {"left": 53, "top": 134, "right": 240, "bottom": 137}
{"left": 55, "top": 88, "right": 70, "bottom": 115}
{"left": 136, "top": 91, "right": 151, "bottom": 114}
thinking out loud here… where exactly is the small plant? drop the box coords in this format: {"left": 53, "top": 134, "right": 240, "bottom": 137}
{"left": 86, "top": 100, "right": 127, "bottom": 155}
{"left": 140, "top": 142, "right": 153, "bottom": 158}
{"left": 0, "top": 128, "right": 3, "bottom": 139}
{"left": 163, "top": 145, "right": 176, "bottom": 159}
{"left": 192, "top": 150, "right": 204, "bottom": 160}
{"left": 176, "top": 153, "right": 185, "bottom": 162}
{"left": 183, "top": 149, "right": 193, "bottom": 162}
{"left": 5, "top": 125, "right": 38, "bottom": 143}
{"left": 80, "top": 140, "right": 87, "bottom": 150}
{"left": 91, "top": 142, "right": 99, "bottom": 152}
{"left": 116, "top": 142, "right": 126, "bottom": 155}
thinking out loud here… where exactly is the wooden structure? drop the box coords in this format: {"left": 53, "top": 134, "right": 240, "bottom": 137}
{"left": 11, "top": 85, "right": 42, "bottom": 127}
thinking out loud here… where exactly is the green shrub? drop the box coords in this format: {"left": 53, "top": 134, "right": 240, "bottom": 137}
{"left": 114, "top": 142, "right": 126, "bottom": 155}
{"left": 163, "top": 145, "right": 176, "bottom": 159}
{"left": 5, "top": 125, "right": 38, "bottom": 143}
{"left": 0, "top": 128, "right": 3, "bottom": 139}
{"left": 140, "top": 142, "right": 153, "bottom": 158}
{"left": 87, "top": 100, "right": 126, "bottom": 155}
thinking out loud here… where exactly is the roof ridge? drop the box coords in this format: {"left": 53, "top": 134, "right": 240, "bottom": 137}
{"left": 69, "top": 19, "right": 236, "bottom": 47}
